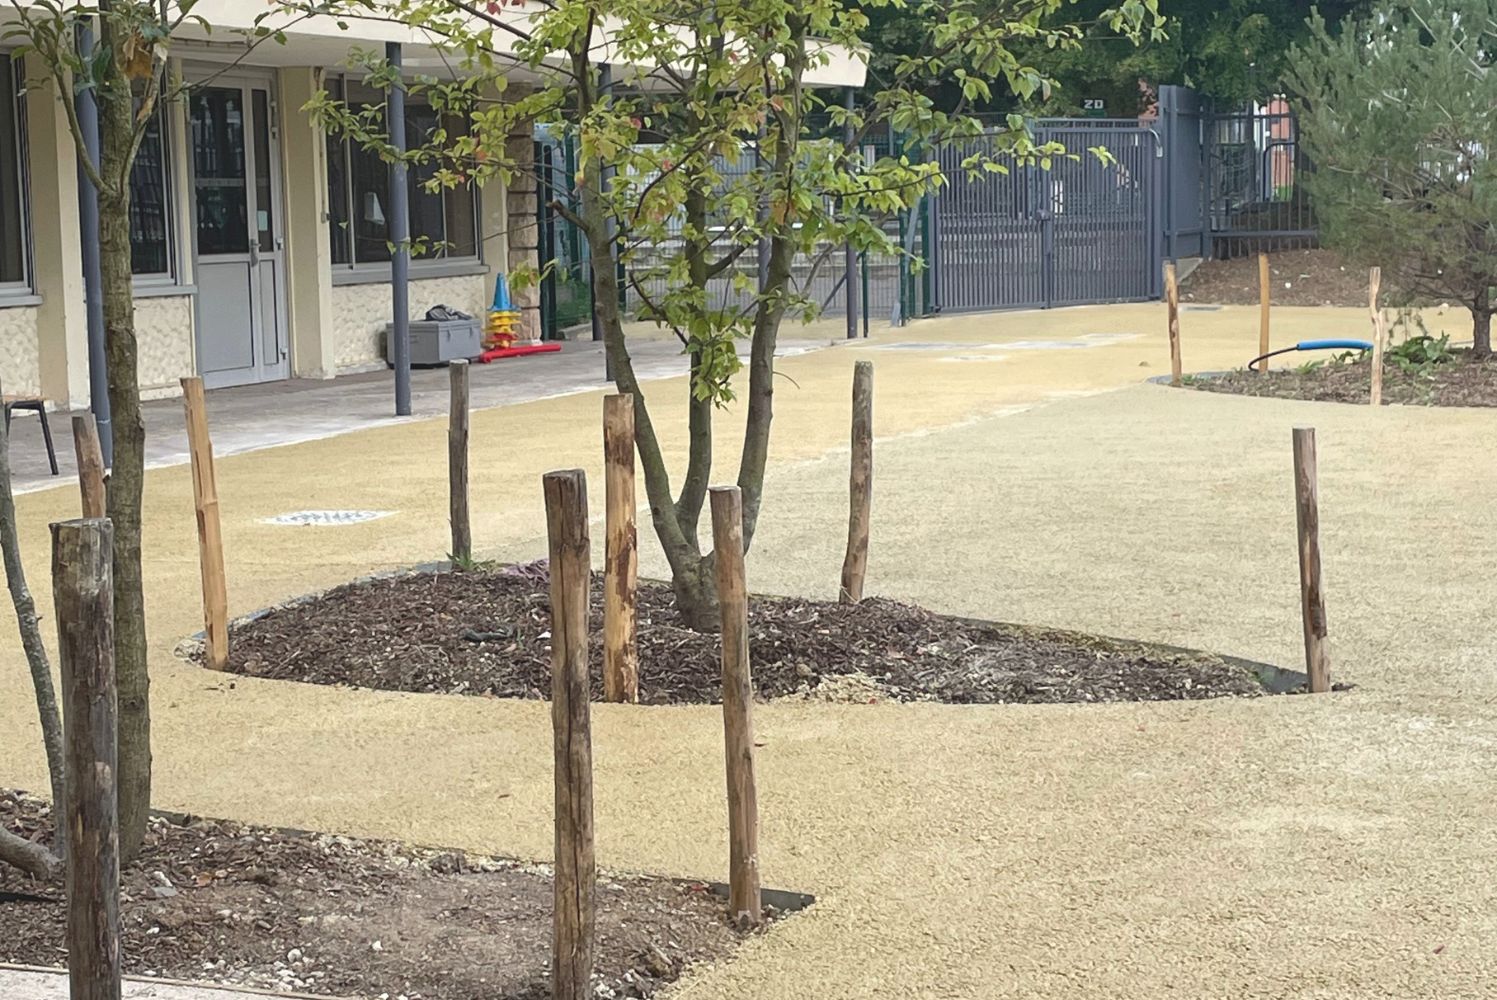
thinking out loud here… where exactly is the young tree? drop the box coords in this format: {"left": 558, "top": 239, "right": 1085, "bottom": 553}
{"left": 1287, "top": 0, "right": 1497, "bottom": 357}
{"left": 299, "top": 0, "right": 1161, "bottom": 627}
{"left": 0, "top": 383, "right": 65, "bottom": 879}
{"left": 4, "top": 1, "right": 293, "bottom": 862}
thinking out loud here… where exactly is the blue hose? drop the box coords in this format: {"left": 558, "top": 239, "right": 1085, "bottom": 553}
{"left": 1249, "top": 339, "right": 1373, "bottom": 372}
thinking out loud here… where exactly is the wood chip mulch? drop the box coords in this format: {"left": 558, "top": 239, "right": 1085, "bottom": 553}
{"left": 215, "top": 566, "right": 1275, "bottom": 705}
{"left": 0, "top": 789, "right": 765, "bottom": 1000}
{"left": 1187, "top": 351, "right": 1497, "bottom": 408}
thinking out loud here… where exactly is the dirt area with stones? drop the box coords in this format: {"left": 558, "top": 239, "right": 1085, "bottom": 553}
{"left": 211, "top": 565, "right": 1286, "bottom": 705}
{"left": 1187, "top": 350, "right": 1497, "bottom": 408}
{"left": 1180, "top": 248, "right": 1434, "bottom": 308}
{"left": 0, "top": 790, "right": 771, "bottom": 1000}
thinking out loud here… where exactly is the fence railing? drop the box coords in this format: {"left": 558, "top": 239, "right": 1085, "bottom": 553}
{"left": 1203, "top": 102, "right": 1319, "bottom": 258}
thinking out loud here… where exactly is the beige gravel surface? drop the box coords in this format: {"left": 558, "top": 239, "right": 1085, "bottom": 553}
{"left": 2, "top": 302, "right": 1493, "bottom": 998}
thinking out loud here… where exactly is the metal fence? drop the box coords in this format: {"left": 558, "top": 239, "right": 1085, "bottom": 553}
{"left": 1203, "top": 101, "right": 1318, "bottom": 258}
{"left": 533, "top": 92, "right": 1320, "bottom": 335}
{"left": 932, "top": 120, "right": 1161, "bottom": 313}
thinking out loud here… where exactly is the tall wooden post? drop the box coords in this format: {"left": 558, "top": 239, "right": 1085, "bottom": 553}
{"left": 602, "top": 394, "right": 638, "bottom": 702}
{"left": 709, "top": 486, "right": 761, "bottom": 928}
{"left": 839, "top": 361, "right": 874, "bottom": 604}
{"left": 181, "top": 377, "right": 228, "bottom": 671}
{"left": 51, "top": 518, "right": 121, "bottom": 1000}
{"left": 1292, "top": 428, "right": 1331, "bottom": 694}
{"left": 1368, "top": 268, "right": 1386, "bottom": 407}
{"left": 1258, "top": 253, "right": 1272, "bottom": 369}
{"left": 543, "top": 470, "right": 596, "bottom": 1000}
{"left": 449, "top": 360, "right": 472, "bottom": 563}
{"left": 1164, "top": 262, "right": 1182, "bottom": 386}
{"left": 70, "top": 413, "right": 107, "bottom": 518}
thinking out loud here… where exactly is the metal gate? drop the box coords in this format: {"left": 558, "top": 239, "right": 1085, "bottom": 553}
{"left": 932, "top": 120, "right": 1161, "bottom": 313}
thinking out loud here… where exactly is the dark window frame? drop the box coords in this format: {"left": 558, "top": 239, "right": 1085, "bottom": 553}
{"left": 324, "top": 73, "right": 482, "bottom": 274}
{"left": 130, "top": 99, "right": 178, "bottom": 283}
{"left": 0, "top": 52, "right": 34, "bottom": 296}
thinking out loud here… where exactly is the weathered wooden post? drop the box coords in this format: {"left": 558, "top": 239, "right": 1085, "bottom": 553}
{"left": 709, "top": 485, "right": 762, "bottom": 927}
{"left": 1164, "top": 262, "right": 1182, "bottom": 386}
{"left": 449, "top": 359, "right": 472, "bottom": 563}
{"left": 543, "top": 470, "right": 596, "bottom": 1000}
{"left": 1258, "top": 253, "right": 1272, "bottom": 369}
{"left": 839, "top": 361, "right": 873, "bottom": 604}
{"left": 1368, "top": 268, "right": 1386, "bottom": 407}
{"left": 603, "top": 394, "right": 639, "bottom": 702}
{"left": 71, "top": 413, "right": 107, "bottom": 518}
{"left": 51, "top": 517, "right": 121, "bottom": 1000}
{"left": 1292, "top": 428, "right": 1331, "bottom": 694}
{"left": 180, "top": 377, "right": 227, "bottom": 671}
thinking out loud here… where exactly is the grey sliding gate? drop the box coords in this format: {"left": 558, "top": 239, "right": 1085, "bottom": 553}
{"left": 932, "top": 120, "right": 1162, "bottom": 314}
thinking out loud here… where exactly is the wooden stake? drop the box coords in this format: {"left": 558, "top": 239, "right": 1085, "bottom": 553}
{"left": 71, "top": 412, "right": 107, "bottom": 518}
{"left": 1369, "top": 268, "right": 1385, "bottom": 407}
{"left": 602, "top": 394, "right": 638, "bottom": 703}
{"left": 1164, "top": 261, "right": 1182, "bottom": 386}
{"left": 543, "top": 470, "right": 595, "bottom": 1000}
{"left": 839, "top": 361, "right": 873, "bottom": 604}
{"left": 709, "top": 486, "right": 761, "bottom": 928}
{"left": 181, "top": 377, "right": 228, "bottom": 672}
{"left": 1258, "top": 253, "right": 1272, "bottom": 370}
{"left": 1292, "top": 428, "right": 1331, "bottom": 694}
{"left": 448, "top": 360, "right": 472, "bottom": 563}
{"left": 51, "top": 517, "right": 121, "bottom": 1000}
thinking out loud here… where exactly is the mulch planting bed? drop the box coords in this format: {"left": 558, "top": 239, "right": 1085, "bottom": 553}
{"left": 0, "top": 789, "right": 768, "bottom": 1000}
{"left": 1186, "top": 351, "right": 1497, "bottom": 408}
{"left": 215, "top": 565, "right": 1279, "bottom": 704}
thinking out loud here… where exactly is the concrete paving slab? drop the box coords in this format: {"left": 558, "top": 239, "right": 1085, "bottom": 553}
{"left": 8, "top": 327, "right": 839, "bottom": 493}
{"left": 0, "top": 965, "right": 347, "bottom": 1000}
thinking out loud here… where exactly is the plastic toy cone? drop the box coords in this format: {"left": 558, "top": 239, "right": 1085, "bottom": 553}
{"left": 491, "top": 273, "right": 514, "bottom": 312}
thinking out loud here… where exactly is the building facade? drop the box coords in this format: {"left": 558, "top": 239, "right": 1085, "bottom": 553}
{"left": 0, "top": 5, "right": 538, "bottom": 406}
{"left": 0, "top": 4, "right": 866, "bottom": 406}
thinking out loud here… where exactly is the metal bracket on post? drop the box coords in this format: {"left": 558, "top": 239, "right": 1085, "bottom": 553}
{"left": 386, "top": 41, "right": 412, "bottom": 417}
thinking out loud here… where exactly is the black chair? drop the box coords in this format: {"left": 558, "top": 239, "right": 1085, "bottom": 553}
{"left": 3, "top": 396, "right": 58, "bottom": 476}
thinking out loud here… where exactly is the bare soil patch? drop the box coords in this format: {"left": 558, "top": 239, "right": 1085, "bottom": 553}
{"left": 214, "top": 566, "right": 1284, "bottom": 704}
{"left": 1187, "top": 351, "right": 1497, "bottom": 408}
{"left": 0, "top": 790, "right": 770, "bottom": 1000}
{"left": 1181, "top": 248, "right": 1431, "bottom": 308}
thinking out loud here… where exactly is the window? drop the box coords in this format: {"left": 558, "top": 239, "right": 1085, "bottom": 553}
{"left": 325, "top": 76, "right": 479, "bottom": 269}
{"left": 130, "top": 107, "right": 174, "bottom": 278}
{"left": 0, "top": 53, "right": 31, "bottom": 290}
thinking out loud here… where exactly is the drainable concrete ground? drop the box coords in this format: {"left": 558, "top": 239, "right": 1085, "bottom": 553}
{"left": 3, "top": 302, "right": 1494, "bottom": 998}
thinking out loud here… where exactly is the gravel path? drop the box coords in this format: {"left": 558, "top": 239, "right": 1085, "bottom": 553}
{"left": 1, "top": 302, "right": 1490, "bottom": 998}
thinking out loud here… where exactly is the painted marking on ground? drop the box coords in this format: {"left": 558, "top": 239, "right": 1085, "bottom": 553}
{"left": 260, "top": 510, "right": 395, "bottom": 527}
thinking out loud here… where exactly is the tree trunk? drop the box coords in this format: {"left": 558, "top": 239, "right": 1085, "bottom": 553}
{"left": 0, "top": 393, "right": 66, "bottom": 848}
{"left": 1472, "top": 288, "right": 1491, "bottom": 359}
{"left": 675, "top": 183, "right": 713, "bottom": 551}
{"left": 97, "top": 77, "right": 150, "bottom": 864}
{"left": 736, "top": 23, "right": 807, "bottom": 551}
{"left": 0, "top": 825, "right": 60, "bottom": 881}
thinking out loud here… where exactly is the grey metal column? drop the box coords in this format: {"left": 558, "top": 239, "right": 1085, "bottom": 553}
{"left": 842, "top": 87, "right": 859, "bottom": 340}
{"left": 76, "top": 23, "right": 111, "bottom": 466}
{"left": 386, "top": 41, "right": 412, "bottom": 416}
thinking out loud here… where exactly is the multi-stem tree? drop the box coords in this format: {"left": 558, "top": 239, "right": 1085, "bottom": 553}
{"left": 300, "top": 0, "right": 1163, "bottom": 627}
{"left": 3, "top": 0, "right": 294, "bottom": 864}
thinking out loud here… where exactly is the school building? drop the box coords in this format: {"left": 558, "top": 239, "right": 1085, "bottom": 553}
{"left": 0, "top": 2, "right": 865, "bottom": 407}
